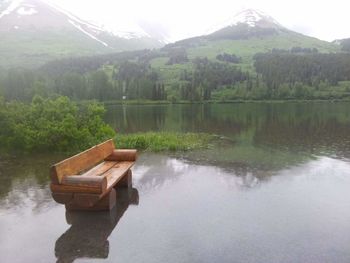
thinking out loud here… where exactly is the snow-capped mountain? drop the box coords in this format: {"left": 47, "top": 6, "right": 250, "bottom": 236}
{"left": 166, "top": 8, "right": 335, "bottom": 54}
{"left": 0, "top": 0, "right": 164, "bottom": 68}
{"left": 205, "top": 8, "right": 286, "bottom": 40}
{"left": 0, "top": 0, "right": 161, "bottom": 47}
{"left": 207, "top": 9, "right": 283, "bottom": 34}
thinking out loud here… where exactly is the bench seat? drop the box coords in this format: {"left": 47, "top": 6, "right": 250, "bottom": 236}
{"left": 50, "top": 161, "right": 134, "bottom": 194}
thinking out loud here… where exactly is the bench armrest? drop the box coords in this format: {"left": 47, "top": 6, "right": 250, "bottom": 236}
{"left": 59, "top": 175, "right": 107, "bottom": 193}
{"left": 105, "top": 149, "right": 137, "bottom": 162}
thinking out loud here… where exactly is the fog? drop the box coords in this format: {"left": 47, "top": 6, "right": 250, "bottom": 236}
{"left": 51, "top": 0, "right": 349, "bottom": 42}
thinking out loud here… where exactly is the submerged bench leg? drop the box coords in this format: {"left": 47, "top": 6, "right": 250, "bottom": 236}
{"left": 94, "top": 188, "right": 117, "bottom": 210}
{"left": 115, "top": 170, "right": 132, "bottom": 188}
{"left": 52, "top": 193, "right": 73, "bottom": 204}
{"left": 65, "top": 189, "right": 117, "bottom": 211}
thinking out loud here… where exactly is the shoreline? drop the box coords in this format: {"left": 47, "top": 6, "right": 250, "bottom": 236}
{"left": 103, "top": 98, "right": 350, "bottom": 106}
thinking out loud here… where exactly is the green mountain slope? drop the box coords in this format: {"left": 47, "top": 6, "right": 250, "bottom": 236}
{"left": 0, "top": 29, "right": 162, "bottom": 69}
{"left": 7, "top": 8, "right": 346, "bottom": 103}
{"left": 149, "top": 33, "right": 339, "bottom": 86}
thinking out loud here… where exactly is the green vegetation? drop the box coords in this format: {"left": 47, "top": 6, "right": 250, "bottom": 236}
{"left": 0, "top": 96, "right": 115, "bottom": 153}
{"left": 4, "top": 48, "right": 350, "bottom": 104}
{"left": 185, "top": 33, "right": 338, "bottom": 62}
{"left": 0, "top": 95, "right": 216, "bottom": 154}
{"left": 0, "top": 29, "right": 163, "bottom": 69}
{"left": 115, "top": 132, "right": 214, "bottom": 152}
{"left": 0, "top": 30, "right": 109, "bottom": 69}
{"left": 0, "top": 25, "right": 349, "bottom": 110}
{"left": 336, "top": 38, "right": 350, "bottom": 52}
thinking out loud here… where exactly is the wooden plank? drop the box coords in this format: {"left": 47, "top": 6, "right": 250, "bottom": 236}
{"left": 81, "top": 161, "right": 117, "bottom": 177}
{"left": 103, "top": 161, "right": 134, "bottom": 190}
{"left": 105, "top": 149, "right": 137, "bottom": 162}
{"left": 61, "top": 175, "right": 107, "bottom": 193}
{"left": 51, "top": 139, "right": 115, "bottom": 184}
{"left": 50, "top": 183, "right": 104, "bottom": 194}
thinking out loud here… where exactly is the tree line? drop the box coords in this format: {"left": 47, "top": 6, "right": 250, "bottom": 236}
{"left": 0, "top": 62, "right": 166, "bottom": 102}
{"left": 1, "top": 51, "right": 350, "bottom": 103}
{"left": 254, "top": 52, "right": 350, "bottom": 87}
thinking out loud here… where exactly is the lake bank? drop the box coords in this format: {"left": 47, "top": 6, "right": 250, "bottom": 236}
{"left": 103, "top": 98, "right": 350, "bottom": 106}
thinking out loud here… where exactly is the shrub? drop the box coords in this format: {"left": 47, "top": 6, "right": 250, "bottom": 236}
{"left": 0, "top": 96, "right": 115, "bottom": 153}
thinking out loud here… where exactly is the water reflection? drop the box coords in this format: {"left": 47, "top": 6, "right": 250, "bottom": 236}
{"left": 106, "top": 102, "right": 350, "bottom": 160}
{"left": 0, "top": 153, "right": 64, "bottom": 201}
{"left": 133, "top": 153, "right": 269, "bottom": 194}
{"left": 55, "top": 187, "right": 139, "bottom": 263}
{"left": 0, "top": 153, "right": 349, "bottom": 262}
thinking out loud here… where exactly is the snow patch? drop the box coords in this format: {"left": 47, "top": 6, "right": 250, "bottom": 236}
{"left": 45, "top": 0, "right": 150, "bottom": 39}
{"left": 231, "top": 9, "right": 262, "bottom": 27}
{"left": 17, "top": 6, "right": 38, "bottom": 15}
{"left": 229, "top": 9, "right": 281, "bottom": 27}
{"left": 111, "top": 30, "right": 150, "bottom": 39}
{"left": 1, "top": 0, "right": 152, "bottom": 41}
{"left": 206, "top": 8, "right": 282, "bottom": 35}
{"left": 45, "top": 0, "right": 105, "bottom": 32}
{"left": 68, "top": 19, "right": 109, "bottom": 47}
{"left": 0, "top": 0, "right": 23, "bottom": 19}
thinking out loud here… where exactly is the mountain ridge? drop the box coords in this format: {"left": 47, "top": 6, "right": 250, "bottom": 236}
{"left": 0, "top": 5, "right": 343, "bottom": 69}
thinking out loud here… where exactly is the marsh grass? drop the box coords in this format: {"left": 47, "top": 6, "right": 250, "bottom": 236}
{"left": 115, "top": 132, "right": 214, "bottom": 152}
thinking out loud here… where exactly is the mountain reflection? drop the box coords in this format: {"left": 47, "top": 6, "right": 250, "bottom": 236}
{"left": 55, "top": 187, "right": 139, "bottom": 263}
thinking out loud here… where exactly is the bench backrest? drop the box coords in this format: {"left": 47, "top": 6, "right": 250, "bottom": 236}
{"left": 51, "top": 139, "right": 115, "bottom": 184}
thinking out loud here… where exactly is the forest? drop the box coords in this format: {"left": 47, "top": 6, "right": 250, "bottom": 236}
{"left": 1, "top": 49, "right": 350, "bottom": 103}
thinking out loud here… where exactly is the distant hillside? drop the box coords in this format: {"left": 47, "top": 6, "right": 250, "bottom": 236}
{"left": 166, "top": 9, "right": 338, "bottom": 59}
{"left": 39, "top": 9, "right": 341, "bottom": 76}
{"left": 0, "top": 0, "right": 163, "bottom": 68}
{"left": 333, "top": 38, "right": 350, "bottom": 52}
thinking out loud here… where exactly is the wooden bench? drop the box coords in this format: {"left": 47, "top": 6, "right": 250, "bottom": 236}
{"left": 50, "top": 139, "right": 137, "bottom": 211}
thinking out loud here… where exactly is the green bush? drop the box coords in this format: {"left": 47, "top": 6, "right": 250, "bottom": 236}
{"left": 0, "top": 96, "right": 115, "bottom": 153}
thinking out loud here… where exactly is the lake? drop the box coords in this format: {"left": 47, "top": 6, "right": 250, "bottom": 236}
{"left": 1, "top": 102, "right": 350, "bottom": 262}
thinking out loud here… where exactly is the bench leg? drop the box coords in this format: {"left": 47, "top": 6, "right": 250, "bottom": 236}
{"left": 93, "top": 188, "right": 116, "bottom": 210}
{"left": 66, "top": 189, "right": 117, "bottom": 211}
{"left": 52, "top": 193, "right": 73, "bottom": 204}
{"left": 115, "top": 170, "right": 132, "bottom": 188}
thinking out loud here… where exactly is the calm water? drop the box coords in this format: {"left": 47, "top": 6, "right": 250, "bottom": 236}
{"left": 1, "top": 102, "right": 350, "bottom": 262}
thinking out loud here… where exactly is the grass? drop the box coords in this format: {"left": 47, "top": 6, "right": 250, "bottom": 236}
{"left": 0, "top": 30, "right": 110, "bottom": 68}
{"left": 114, "top": 132, "right": 214, "bottom": 152}
{"left": 144, "top": 32, "right": 342, "bottom": 92}
{"left": 186, "top": 33, "right": 339, "bottom": 63}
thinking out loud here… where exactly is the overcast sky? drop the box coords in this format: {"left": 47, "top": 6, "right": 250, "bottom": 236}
{"left": 51, "top": 0, "right": 349, "bottom": 42}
